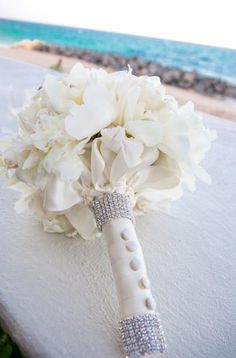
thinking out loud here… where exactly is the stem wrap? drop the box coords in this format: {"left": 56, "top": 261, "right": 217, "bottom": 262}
{"left": 91, "top": 192, "right": 166, "bottom": 357}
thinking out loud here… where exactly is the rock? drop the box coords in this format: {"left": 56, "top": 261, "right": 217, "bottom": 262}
{"left": 162, "top": 69, "right": 182, "bottom": 84}
{"left": 134, "top": 57, "right": 147, "bottom": 70}
{"left": 63, "top": 48, "right": 75, "bottom": 57}
{"left": 146, "top": 62, "right": 164, "bottom": 76}
{"left": 193, "top": 81, "right": 207, "bottom": 94}
{"left": 50, "top": 45, "right": 64, "bottom": 55}
{"left": 184, "top": 71, "right": 197, "bottom": 82}
{"left": 213, "top": 81, "right": 226, "bottom": 94}
{"left": 194, "top": 78, "right": 217, "bottom": 96}
{"left": 100, "top": 53, "right": 112, "bottom": 67}
{"left": 205, "top": 85, "right": 215, "bottom": 95}
{"left": 12, "top": 39, "right": 45, "bottom": 51}
{"left": 225, "top": 85, "right": 236, "bottom": 99}
{"left": 138, "top": 67, "right": 149, "bottom": 76}
{"left": 179, "top": 71, "right": 197, "bottom": 88}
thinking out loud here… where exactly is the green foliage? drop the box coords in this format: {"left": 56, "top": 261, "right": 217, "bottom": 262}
{"left": 49, "top": 58, "right": 64, "bottom": 72}
{"left": 0, "top": 326, "right": 22, "bottom": 358}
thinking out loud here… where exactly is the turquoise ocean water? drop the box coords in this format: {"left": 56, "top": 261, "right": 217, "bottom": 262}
{"left": 1, "top": 18, "right": 236, "bottom": 84}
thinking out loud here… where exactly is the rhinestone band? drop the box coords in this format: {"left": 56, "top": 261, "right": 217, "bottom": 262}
{"left": 119, "top": 313, "right": 166, "bottom": 357}
{"left": 90, "top": 192, "right": 135, "bottom": 231}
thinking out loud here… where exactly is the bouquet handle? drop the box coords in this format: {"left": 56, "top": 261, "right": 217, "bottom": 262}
{"left": 91, "top": 192, "right": 166, "bottom": 357}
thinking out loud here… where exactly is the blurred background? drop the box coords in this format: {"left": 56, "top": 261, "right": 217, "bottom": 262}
{"left": 0, "top": 0, "right": 236, "bottom": 120}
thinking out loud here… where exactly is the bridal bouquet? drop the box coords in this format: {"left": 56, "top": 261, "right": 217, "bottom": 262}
{"left": 0, "top": 64, "right": 216, "bottom": 357}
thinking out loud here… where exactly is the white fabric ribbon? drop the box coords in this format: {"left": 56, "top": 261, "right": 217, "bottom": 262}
{"left": 43, "top": 174, "right": 82, "bottom": 212}
{"left": 41, "top": 127, "right": 182, "bottom": 239}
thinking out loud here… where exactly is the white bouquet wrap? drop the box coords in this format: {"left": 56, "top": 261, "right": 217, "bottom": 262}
{"left": 0, "top": 64, "right": 216, "bottom": 357}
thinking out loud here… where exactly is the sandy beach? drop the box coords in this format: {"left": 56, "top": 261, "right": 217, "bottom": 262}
{"left": 0, "top": 46, "right": 235, "bottom": 122}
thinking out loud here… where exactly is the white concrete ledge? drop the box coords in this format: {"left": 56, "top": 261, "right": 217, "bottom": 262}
{"left": 0, "top": 58, "right": 236, "bottom": 358}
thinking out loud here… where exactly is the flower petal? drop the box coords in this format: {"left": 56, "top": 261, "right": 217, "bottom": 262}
{"left": 131, "top": 165, "right": 180, "bottom": 191}
{"left": 66, "top": 204, "right": 97, "bottom": 240}
{"left": 110, "top": 140, "right": 144, "bottom": 183}
{"left": 159, "top": 135, "right": 190, "bottom": 161}
{"left": 43, "top": 174, "right": 82, "bottom": 212}
{"left": 43, "top": 75, "right": 71, "bottom": 113}
{"left": 65, "top": 83, "right": 117, "bottom": 140}
{"left": 125, "top": 119, "right": 163, "bottom": 147}
{"left": 91, "top": 138, "right": 107, "bottom": 190}
{"left": 43, "top": 145, "right": 84, "bottom": 182}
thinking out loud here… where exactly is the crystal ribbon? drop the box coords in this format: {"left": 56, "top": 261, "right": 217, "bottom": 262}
{"left": 120, "top": 313, "right": 166, "bottom": 357}
{"left": 90, "top": 192, "right": 135, "bottom": 231}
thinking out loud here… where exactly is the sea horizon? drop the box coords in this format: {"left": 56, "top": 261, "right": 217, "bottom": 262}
{"left": 1, "top": 18, "right": 236, "bottom": 84}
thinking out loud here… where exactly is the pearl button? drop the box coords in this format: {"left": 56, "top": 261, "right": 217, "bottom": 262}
{"left": 121, "top": 229, "right": 129, "bottom": 240}
{"left": 145, "top": 297, "right": 156, "bottom": 311}
{"left": 139, "top": 277, "right": 150, "bottom": 289}
{"left": 130, "top": 258, "right": 141, "bottom": 271}
{"left": 126, "top": 241, "right": 138, "bottom": 252}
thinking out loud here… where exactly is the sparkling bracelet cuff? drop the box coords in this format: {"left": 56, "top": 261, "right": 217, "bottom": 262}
{"left": 90, "top": 192, "right": 135, "bottom": 231}
{"left": 120, "top": 314, "right": 166, "bottom": 357}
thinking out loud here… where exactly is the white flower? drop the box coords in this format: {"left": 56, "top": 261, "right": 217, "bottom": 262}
{"left": 125, "top": 119, "right": 163, "bottom": 147}
{"left": 66, "top": 63, "right": 90, "bottom": 87}
{"left": 65, "top": 204, "right": 97, "bottom": 240}
{"left": 43, "top": 142, "right": 85, "bottom": 182}
{"left": 0, "top": 63, "right": 216, "bottom": 238}
{"left": 91, "top": 127, "right": 158, "bottom": 191}
{"left": 43, "top": 74, "right": 75, "bottom": 113}
{"left": 42, "top": 216, "right": 73, "bottom": 234}
{"left": 65, "top": 82, "right": 118, "bottom": 140}
{"left": 42, "top": 174, "right": 82, "bottom": 212}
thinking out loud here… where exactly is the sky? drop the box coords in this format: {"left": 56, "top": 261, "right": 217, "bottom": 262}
{"left": 0, "top": 0, "right": 235, "bottom": 49}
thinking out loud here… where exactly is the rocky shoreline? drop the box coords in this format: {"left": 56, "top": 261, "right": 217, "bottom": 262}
{"left": 14, "top": 40, "right": 236, "bottom": 99}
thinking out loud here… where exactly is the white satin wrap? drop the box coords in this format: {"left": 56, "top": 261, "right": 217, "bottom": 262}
{"left": 40, "top": 127, "right": 182, "bottom": 239}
